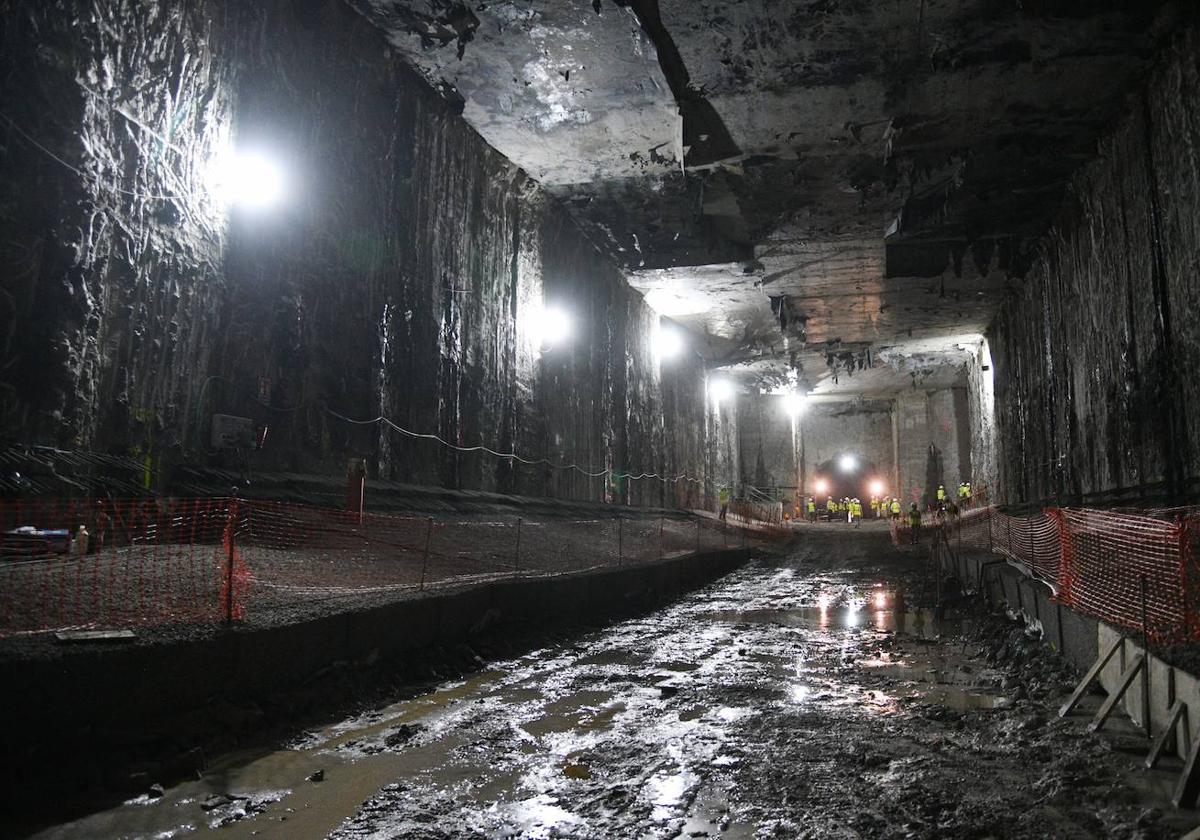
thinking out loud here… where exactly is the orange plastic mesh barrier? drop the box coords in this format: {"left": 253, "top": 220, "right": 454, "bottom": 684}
{"left": 1051, "top": 507, "right": 1191, "bottom": 643}
{"left": 911, "top": 505, "right": 1200, "bottom": 643}
{"left": 0, "top": 497, "right": 784, "bottom": 638}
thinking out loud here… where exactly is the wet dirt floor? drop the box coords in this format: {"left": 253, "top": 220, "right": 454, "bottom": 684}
{"left": 28, "top": 522, "right": 1200, "bottom": 838}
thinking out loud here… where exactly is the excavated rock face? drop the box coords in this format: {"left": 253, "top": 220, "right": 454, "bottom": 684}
{"left": 988, "top": 25, "right": 1200, "bottom": 506}
{"left": 349, "top": 0, "right": 1185, "bottom": 397}
{"left": 0, "top": 0, "right": 738, "bottom": 504}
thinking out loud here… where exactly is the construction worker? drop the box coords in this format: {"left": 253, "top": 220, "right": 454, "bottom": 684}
{"left": 826, "top": 496, "right": 836, "bottom": 520}
{"left": 908, "top": 502, "right": 922, "bottom": 544}
{"left": 807, "top": 497, "right": 817, "bottom": 522}
{"left": 936, "top": 484, "right": 946, "bottom": 503}
{"left": 869, "top": 496, "right": 879, "bottom": 518}
{"left": 890, "top": 497, "right": 901, "bottom": 519}
{"left": 718, "top": 485, "right": 730, "bottom": 521}
{"left": 852, "top": 498, "right": 862, "bottom": 529}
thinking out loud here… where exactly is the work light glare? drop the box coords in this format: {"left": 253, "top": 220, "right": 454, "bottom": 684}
{"left": 709, "top": 378, "right": 734, "bottom": 402}
{"left": 539, "top": 304, "right": 572, "bottom": 348}
{"left": 207, "top": 149, "right": 284, "bottom": 209}
{"left": 783, "top": 392, "right": 807, "bottom": 417}
{"left": 655, "top": 323, "right": 686, "bottom": 360}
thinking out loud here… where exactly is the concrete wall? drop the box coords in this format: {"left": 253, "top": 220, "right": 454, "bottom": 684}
{"left": 0, "top": 0, "right": 736, "bottom": 508}
{"left": 987, "top": 23, "right": 1200, "bottom": 505}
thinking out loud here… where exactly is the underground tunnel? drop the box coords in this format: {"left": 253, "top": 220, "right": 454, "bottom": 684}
{"left": 4, "top": 0, "right": 1200, "bottom": 836}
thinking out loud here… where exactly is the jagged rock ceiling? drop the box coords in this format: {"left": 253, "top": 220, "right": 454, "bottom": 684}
{"left": 350, "top": 0, "right": 1185, "bottom": 397}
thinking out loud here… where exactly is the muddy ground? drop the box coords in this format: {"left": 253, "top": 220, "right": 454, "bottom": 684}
{"left": 24, "top": 522, "right": 1200, "bottom": 838}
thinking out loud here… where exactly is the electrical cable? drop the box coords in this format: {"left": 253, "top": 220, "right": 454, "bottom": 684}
{"left": 0, "top": 111, "right": 179, "bottom": 201}
{"left": 324, "top": 407, "right": 713, "bottom": 486}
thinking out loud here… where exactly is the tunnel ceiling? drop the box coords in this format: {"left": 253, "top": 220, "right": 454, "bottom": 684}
{"left": 349, "top": 0, "right": 1184, "bottom": 397}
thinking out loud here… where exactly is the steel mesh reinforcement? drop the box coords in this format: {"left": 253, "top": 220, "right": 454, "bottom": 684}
{"left": 0, "top": 497, "right": 787, "bottom": 638}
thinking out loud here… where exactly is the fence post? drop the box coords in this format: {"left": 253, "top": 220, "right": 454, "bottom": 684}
{"left": 223, "top": 495, "right": 238, "bottom": 625}
{"left": 419, "top": 517, "right": 433, "bottom": 591}
{"left": 1141, "top": 574, "right": 1152, "bottom": 738}
{"left": 514, "top": 517, "right": 522, "bottom": 571}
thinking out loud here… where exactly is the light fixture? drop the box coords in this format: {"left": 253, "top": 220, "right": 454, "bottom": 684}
{"left": 207, "top": 148, "right": 284, "bottom": 209}
{"left": 839, "top": 454, "right": 857, "bottom": 473}
{"left": 869, "top": 479, "right": 885, "bottom": 496}
{"left": 814, "top": 478, "right": 829, "bottom": 494}
{"left": 537, "top": 304, "right": 573, "bottom": 349}
{"left": 782, "top": 392, "right": 807, "bottom": 418}
{"left": 654, "top": 322, "right": 686, "bottom": 360}
{"left": 709, "top": 377, "right": 735, "bottom": 403}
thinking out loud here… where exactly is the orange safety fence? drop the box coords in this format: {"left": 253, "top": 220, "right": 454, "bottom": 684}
{"left": 0, "top": 496, "right": 784, "bottom": 638}
{"left": 894, "top": 504, "right": 1200, "bottom": 643}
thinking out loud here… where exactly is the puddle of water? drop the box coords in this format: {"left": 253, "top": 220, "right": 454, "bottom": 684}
{"left": 520, "top": 690, "right": 617, "bottom": 737}
{"left": 675, "top": 784, "right": 755, "bottom": 839}
{"left": 701, "top": 605, "right": 954, "bottom": 638}
{"left": 911, "top": 685, "right": 1010, "bottom": 711}
{"left": 30, "top": 671, "right": 508, "bottom": 840}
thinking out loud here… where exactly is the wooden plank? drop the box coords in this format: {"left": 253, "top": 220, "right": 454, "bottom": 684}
{"left": 1174, "top": 722, "right": 1200, "bottom": 809}
{"left": 1089, "top": 653, "right": 1145, "bottom": 733}
{"left": 1145, "top": 700, "right": 1187, "bottom": 769}
{"left": 54, "top": 629, "right": 136, "bottom": 643}
{"left": 1059, "top": 635, "right": 1124, "bottom": 718}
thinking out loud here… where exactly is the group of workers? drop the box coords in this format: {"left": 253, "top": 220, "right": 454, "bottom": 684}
{"left": 936, "top": 482, "right": 973, "bottom": 504}
{"left": 789, "top": 480, "right": 978, "bottom": 544}
{"left": 807, "top": 495, "right": 903, "bottom": 525}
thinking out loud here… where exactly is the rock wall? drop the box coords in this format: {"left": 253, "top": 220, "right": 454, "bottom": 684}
{"left": 988, "top": 24, "right": 1200, "bottom": 506}
{"left": 736, "top": 395, "right": 800, "bottom": 494}
{"left": 0, "top": 0, "right": 735, "bottom": 507}
{"left": 894, "top": 389, "right": 971, "bottom": 506}
{"left": 965, "top": 339, "right": 1000, "bottom": 503}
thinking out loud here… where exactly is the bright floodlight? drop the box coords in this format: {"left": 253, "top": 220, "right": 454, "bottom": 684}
{"left": 839, "top": 454, "right": 857, "bottom": 473}
{"left": 709, "top": 377, "right": 735, "bottom": 403}
{"left": 208, "top": 149, "right": 284, "bottom": 209}
{"left": 654, "top": 323, "right": 686, "bottom": 360}
{"left": 782, "top": 392, "right": 807, "bottom": 417}
{"left": 869, "top": 479, "right": 885, "bottom": 496}
{"left": 539, "top": 304, "right": 572, "bottom": 349}
{"left": 814, "top": 478, "right": 830, "bottom": 494}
